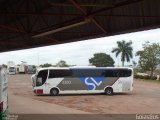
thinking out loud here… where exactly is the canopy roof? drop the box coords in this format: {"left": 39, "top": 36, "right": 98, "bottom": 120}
{"left": 0, "top": 0, "right": 160, "bottom": 52}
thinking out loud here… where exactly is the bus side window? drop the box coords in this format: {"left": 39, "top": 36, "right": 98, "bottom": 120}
{"left": 49, "top": 70, "right": 55, "bottom": 78}
{"left": 118, "top": 69, "right": 132, "bottom": 77}
{"left": 125, "top": 70, "right": 132, "bottom": 77}
{"left": 103, "top": 70, "right": 115, "bottom": 77}
{"left": 49, "top": 70, "right": 72, "bottom": 78}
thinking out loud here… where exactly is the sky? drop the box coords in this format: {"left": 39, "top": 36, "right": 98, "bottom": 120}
{"left": 0, "top": 28, "right": 160, "bottom": 67}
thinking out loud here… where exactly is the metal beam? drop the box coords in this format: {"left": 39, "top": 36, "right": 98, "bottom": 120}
{"left": 0, "top": 24, "right": 26, "bottom": 33}
{"left": 33, "top": 19, "right": 90, "bottom": 38}
{"left": 0, "top": 1, "right": 144, "bottom": 19}
{"left": 91, "top": 0, "right": 143, "bottom": 16}
{"left": 32, "top": 0, "right": 144, "bottom": 37}
{"left": 58, "top": 32, "right": 101, "bottom": 35}
{"left": 96, "top": 14, "right": 160, "bottom": 19}
{"left": 0, "top": 11, "right": 81, "bottom": 16}
{"left": 0, "top": 40, "right": 26, "bottom": 46}
{"left": 32, "top": 17, "right": 83, "bottom": 34}
{"left": 0, "top": 12, "right": 160, "bottom": 19}
{"left": 69, "top": 0, "right": 107, "bottom": 34}
{"left": 49, "top": 3, "right": 114, "bottom": 8}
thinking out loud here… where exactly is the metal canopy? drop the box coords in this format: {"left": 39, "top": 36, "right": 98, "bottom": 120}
{"left": 0, "top": 0, "right": 160, "bottom": 52}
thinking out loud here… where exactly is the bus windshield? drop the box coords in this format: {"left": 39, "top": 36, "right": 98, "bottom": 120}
{"left": 36, "top": 70, "right": 48, "bottom": 86}
{"left": 9, "top": 67, "right": 15, "bottom": 72}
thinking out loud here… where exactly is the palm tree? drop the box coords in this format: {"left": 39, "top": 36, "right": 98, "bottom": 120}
{"left": 112, "top": 40, "right": 133, "bottom": 67}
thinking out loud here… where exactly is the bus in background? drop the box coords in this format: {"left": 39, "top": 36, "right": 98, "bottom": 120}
{"left": 19, "top": 61, "right": 28, "bottom": 74}
{"left": 31, "top": 67, "right": 133, "bottom": 96}
{"left": 0, "top": 65, "right": 8, "bottom": 119}
{"left": 27, "top": 65, "right": 33, "bottom": 74}
{"left": 8, "top": 66, "right": 16, "bottom": 75}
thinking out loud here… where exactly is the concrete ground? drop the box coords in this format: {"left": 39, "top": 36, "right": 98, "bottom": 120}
{"left": 7, "top": 74, "right": 160, "bottom": 119}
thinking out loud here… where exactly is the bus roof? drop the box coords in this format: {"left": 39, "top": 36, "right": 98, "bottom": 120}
{"left": 37, "top": 67, "right": 133, "bottom": 71}
{"left": 37, "top": 67, "right": 69, "bottom": 71}
{"left": 70, "top": 67, "right": 133, "bottom": 70}
{"left": 9, "top": 66, "right": 15, "bottom": 68}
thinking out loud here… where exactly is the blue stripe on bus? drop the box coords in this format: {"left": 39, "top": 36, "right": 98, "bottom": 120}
{"left": 79, "top": 77, "right": 106, "bottom": 90}
{"left": 70, "top": 68, "right": 114, "bottom": 70}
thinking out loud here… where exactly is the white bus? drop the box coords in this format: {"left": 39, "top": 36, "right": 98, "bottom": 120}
{"left": 0, "top": 66, "right": 8, "bottom": 119}
{"left": 31, "top": 67, "right": 133, "bottom": 96}
{"left": 8, "top": 66, "right": 16, "bottom": 75}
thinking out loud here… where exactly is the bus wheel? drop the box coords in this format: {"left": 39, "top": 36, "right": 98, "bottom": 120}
{"left": 50, "top": 88, "right": 59, "bottom": 96}
{"left": 105, "top": 87, "right": 113, "bottom": 95}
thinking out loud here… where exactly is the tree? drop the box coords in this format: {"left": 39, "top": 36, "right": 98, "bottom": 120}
{"left": 32, "top": 65, "right": 37, "bottom": 73}
{"left": 136, "top": 42, "right": 160, "bottom": 77}
{"left": 2, "top": 64, "right": 7, "bottom": 68}
{"left": 55, "top": 60, "right": 69, "bottom": 67}
{"left": 112, "top": 40, "right": 133, "bottom": 66}
{"left": 89, "top": 53, "right": 115, "bottom": 67}
{"left": 40, "top": 63, "right": 52, "bottom": 68}
{"left": 132, "top": 60, "right": 137, "bottom": 67}
{"left": 32, "top": 65, "right": 36, "bottom": 69}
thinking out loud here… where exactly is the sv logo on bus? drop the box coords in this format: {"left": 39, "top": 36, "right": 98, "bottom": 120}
{"left": 80, "top": 77, "right": 105, "bottom": 90}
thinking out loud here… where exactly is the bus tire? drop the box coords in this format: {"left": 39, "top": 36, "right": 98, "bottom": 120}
{"left": 105, "top": 87, "right": 113, "bottom": 95}
{"left": 50, "top": 88, "right": 59, "bottom": 96}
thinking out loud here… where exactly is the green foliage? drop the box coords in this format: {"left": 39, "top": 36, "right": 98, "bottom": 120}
{"left": 2, "top": 64, "right": 7, "bottom": 68}
{"left": 132, "top": 60, "right": 137, "bottom": 67}
{"left": 32, "top": 65, "right": 36, "bottom": 73}
{"left": 134, "top": 75, "right": 150, "bottom": 79}
{"left": 89, "top": 53, "right": 115, "bottom": 67}
{"left": 151, "top": 76, "right": 157, "bottom": 80}
{"left": 40, "top": 63, "right": 52, "bottom": 68}
{"left": 144, "top": 75, "right": 151, "bottom": 80}
{"left": 136, "top": 42, "right": 160, "bottom": 77}
{"left": 112, "top": 40, "right": 133, "bottom": 66}
{"left": 55, "top": 60, "right": 69, "bottom": 67}
{"left": 133, "top": 68, "right": 139, "bottom": 75}
{"left": 133, "top": 68, "right": 146, "bottom": 75}
{"left": 134, "top": 74, "right": 158, "bottom": 80}
{"left": 32, "top": 65, "right": 35, "bottom": 68}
